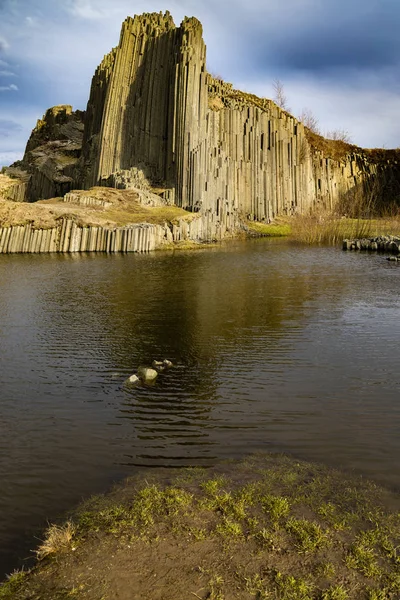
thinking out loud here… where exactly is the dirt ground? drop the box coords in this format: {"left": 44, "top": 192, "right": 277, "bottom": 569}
{"left": 2, "top": 453, "right": 400, "bottom": 600}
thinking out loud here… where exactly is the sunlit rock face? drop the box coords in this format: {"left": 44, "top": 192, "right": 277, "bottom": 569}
{"left": 9, "top": 12, "right": 400, "bottom": 218}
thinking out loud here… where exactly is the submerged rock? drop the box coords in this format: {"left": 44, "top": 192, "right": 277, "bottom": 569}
{"left": 152, "top": 359, "right": 173, "bottom": 371}
{"left": 137, "top": 367, "right": 158, "bottom": 382}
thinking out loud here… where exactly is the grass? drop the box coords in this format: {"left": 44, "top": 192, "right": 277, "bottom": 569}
{"left": 0, "top": 184, "right": 196, "bottom": 229}
{"left": 321, "top": 585, "right": 349, "bottom": 600}
{"left": 285, "top": 517, "right": 329, "bottom": 553}
{"left": 246, "top": 219, "right": 291, "bottom": 237}
{"left": 2, "top": 454, "right": 400, "bottom": 599}
{"left": 248, "top": 212, "right": 400, "bottom": 245}
{"left": 261, "top": 494, "right": 290, "bottom": 524}
{"left": 289, "top": 213, "right": 374, "bottom": 245}
{"left": 0, "top": 571, "right": 28, "bottom": 600}
{"left": 36, "top": 521, "right": 76, "bottom": 560}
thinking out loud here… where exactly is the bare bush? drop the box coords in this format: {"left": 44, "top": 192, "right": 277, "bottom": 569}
{"left": 298, "top": 108, "right": 320, "bottom": 134}
{"left": 272, "top": 79, "right": 291, "bottom": 112}
{"left": 208, "top": 70, "right": 224, "bottom": 82}
{"left": 326, "top": 129, "right": 352, "bottom": 143}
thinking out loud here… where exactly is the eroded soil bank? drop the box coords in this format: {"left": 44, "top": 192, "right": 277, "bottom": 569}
{"left": 2, "top": 453, "right": 399, "bottom": 600}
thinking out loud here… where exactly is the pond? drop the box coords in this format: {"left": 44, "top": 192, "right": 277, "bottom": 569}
{"left": 0, "top": 239, "right": 399, "bottom": 576}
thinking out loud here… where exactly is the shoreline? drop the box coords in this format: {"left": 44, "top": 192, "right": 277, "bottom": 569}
{"left": 2, "top": 452, "right": 399, "bottom": 599}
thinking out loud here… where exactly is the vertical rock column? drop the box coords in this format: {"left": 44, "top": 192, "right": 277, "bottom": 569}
{"left": 81, "top": 12, "right": 178, "bottom": 188}
{"left": 172, "top": 17, "right": 208, "bottom": 209}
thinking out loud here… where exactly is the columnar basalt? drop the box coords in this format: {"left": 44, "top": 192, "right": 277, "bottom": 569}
{"left": 0, "top": 220, "right": 165, "bottom": 253}
{"left": 76, "top": 11, "right": 400, "bottom": 224}
{"left": 0, "top": 211, "right": 237, "bottom": 254}
{"left": 6, "top": 11, "right": 400, "bottom": 239}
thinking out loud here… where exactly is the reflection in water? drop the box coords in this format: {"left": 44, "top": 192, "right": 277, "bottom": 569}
{"left": 0, "top": 239, "right": 399, "bottom": 576}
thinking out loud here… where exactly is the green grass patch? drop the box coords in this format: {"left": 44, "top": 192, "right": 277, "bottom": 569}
{"left": 246, "top": 220, "right": 291, "bottom": 237}
{"left": 0, "top": 571, "right": 28, "bottom": 599}
{"left": 286, "top": 517, "right": 330, "bottom": 553}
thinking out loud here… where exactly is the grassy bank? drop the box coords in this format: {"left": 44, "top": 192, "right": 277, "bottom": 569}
{"left": 2, "top": 454, "right": 399, "bottom": 600}
{"left": 247, "top": 214, "right": 400, "bottom": 245}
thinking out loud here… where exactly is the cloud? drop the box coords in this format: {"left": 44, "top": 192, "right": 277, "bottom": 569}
{"left": 0, "top": 119, "right": 22, "bottom": 138}
{"left": 234, "top": 0, "right": 400, "bottom": 78}
{"left": 0, "top": 83, "right": 18, "bottom": 91}
{"left": 67, "top": 0, "right": 107, "bottom": 19}
{"left": 0, "top": 108, "right": 41, "bottom": 168}
{"left": 0, "top": 151, "right": 23, "bottom": 168}
{"left": 0, "top": 0, "right": 400, "bottom": 153}
{"left": 242, "top": 72, "right": 400, "bottom": 150}
{"left": 0, "top": 35, "right": 10, "bottom": 51}
{"left": 0, "top": 70, "right": 16, "bottom": 76}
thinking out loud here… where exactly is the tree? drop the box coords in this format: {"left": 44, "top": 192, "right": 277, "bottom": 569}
{"left": 298, "top": 108, "right": 320, "bottom": 134}
{"left": 325, "top": 129, "right": 352, "bottom": 143}
{"left": 272, "top": 79, "right": 291, "bottom": 112}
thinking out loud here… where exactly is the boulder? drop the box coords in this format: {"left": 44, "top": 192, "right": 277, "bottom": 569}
{"left": 137, "top": 367, "right": 158, "bottom": 382}
{"left": 126, "top": 374, "right": 140, "bottom": 385}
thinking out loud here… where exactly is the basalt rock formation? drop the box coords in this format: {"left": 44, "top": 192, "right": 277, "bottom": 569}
{"left": 5, "top": 11, "right": 400, "bottom": 242}
{"left": 7, "top": 105, "right": 85, "bottom": 202}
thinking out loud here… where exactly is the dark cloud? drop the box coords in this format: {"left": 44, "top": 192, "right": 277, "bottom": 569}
{"left": 246, "top": 0, "right": 400, "bottom": 76}
{"left": 0, "top": 0, "right": 400, "bottom": 150}
{"left": 276, "top": 33, "right": 397, "bottom": 72}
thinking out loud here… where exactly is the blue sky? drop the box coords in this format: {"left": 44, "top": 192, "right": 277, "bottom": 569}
{"left": 1, "top": 0, "right": 400, "bottom": 167}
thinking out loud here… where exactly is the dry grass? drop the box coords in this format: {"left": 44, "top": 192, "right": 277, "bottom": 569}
{"left": 0, "top": 186, "right": 193, "bottom": 229}
{"left": 248, "top": 210, "right": 400, "bottom": 245}
{"left": 289, "top": 213, "right": 372, "bottom": 245}
{"left": 304, "top": 129, "right": 358, "bottom": 162}
{"left": 35, "top": 521, "right": 76, "bottom": 561}
{"left": 0, "top": 174, "right": 19, "bottom": 200}
{"left": 289, "top": 212, "right": 400, "bottom": 245}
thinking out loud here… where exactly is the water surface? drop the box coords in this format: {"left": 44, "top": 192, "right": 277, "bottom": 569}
{"left": 0, "top": 239, "right": 399, "bottom": 575}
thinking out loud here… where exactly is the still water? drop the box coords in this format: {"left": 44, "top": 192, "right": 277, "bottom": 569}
{"left": 0, "top": 239, "right": 399, "bottom": 575}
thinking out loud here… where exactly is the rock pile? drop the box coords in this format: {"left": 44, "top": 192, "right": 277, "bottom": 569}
{"left": 343, "top": 236, "right": 400, "bottom": 254}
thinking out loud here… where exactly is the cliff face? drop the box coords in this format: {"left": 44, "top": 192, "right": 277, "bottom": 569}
{"left": 9, "top": 11, "right": 400, "bottom": 223}
{"left": 76, "top": 11, "right": 400, "bottom": 222}
{"left": 78, "top": 11, "right": 203, "bottom": 196}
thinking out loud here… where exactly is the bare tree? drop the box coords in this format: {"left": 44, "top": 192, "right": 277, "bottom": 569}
{"left": 325, "top": 129, "right": 352, "bottom": 143}
{"left": 298, "top": 107, "right": 320, "bottom": 134}
{"left": 272, "top": 79, "right": 291, "bottom": 112}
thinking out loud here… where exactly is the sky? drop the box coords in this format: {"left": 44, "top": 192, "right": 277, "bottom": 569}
{"left": 0, "top": 0, "right": 400, "bottom": 167}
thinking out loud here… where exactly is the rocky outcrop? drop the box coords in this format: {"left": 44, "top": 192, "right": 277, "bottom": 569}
{"left": 343, "top": 235, "right": 400, "bottom": 254}
{"left": 0, "top": 170, "right": 30, "bottom": 202}
{"left": 6, "top": 106, "right": 85, "bottom": 202}
{"left": 76, "top": 11, "right": 400, "bottom": 225}
{"left": 0, "top": 220, "right": 166, "bottom": 253}
{"left": 8, "top": 11, "right": 400, "bottom": 239}
{"left": 0, "top": 206, "right": 239, "bottom": 253}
